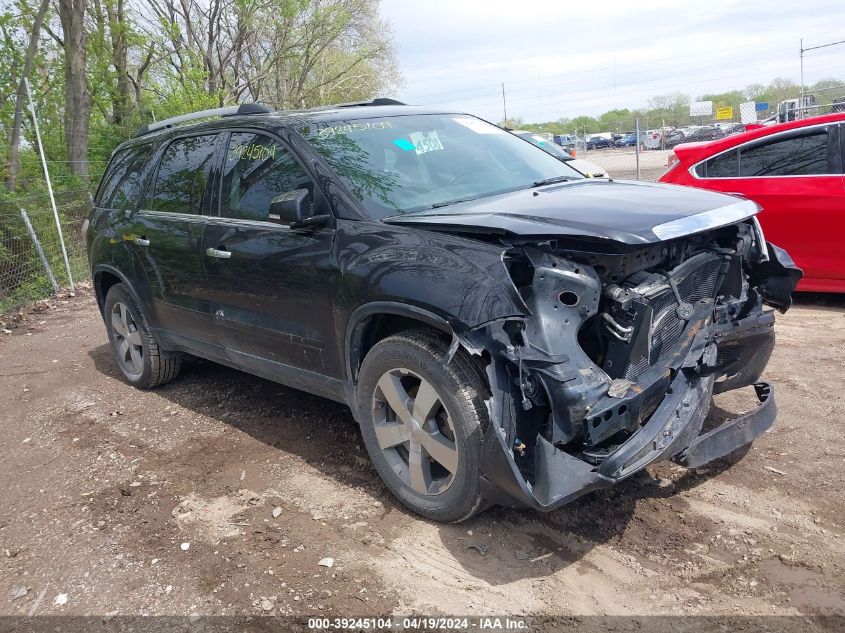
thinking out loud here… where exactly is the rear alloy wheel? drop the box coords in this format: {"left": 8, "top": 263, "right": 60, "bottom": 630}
{"left": 110, "top": 301, "right": 144, "bottom": 379}
{"left": 356, "top": 330, "right": 489, "bottom": 522}
{"left": 104, "top": 283, "right": 181, "bottom": 388}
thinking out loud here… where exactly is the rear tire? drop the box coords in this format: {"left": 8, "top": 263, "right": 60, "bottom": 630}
{"left": 104, "top": 283, "right": 181, "bottom": 388}
{"left": 356, "top": 329, "right": 490, "bottom": 522}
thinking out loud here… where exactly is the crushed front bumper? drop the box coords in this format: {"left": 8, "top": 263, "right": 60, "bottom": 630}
{"left": 478, "top": 307, "right": 778, "bottom": 512}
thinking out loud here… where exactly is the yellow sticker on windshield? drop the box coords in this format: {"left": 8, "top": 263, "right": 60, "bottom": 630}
{"left": 409, "top": 131, "right": 444, "bottom": 155}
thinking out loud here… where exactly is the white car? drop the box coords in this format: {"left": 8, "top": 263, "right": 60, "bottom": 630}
{"left": 512, "top": 131, "right": 611, "bottom": 178}
{"left": 568, "top": 156, "right": 610, "bottom": 178}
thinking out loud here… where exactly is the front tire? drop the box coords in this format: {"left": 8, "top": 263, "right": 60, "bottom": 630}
{"left": 356, "top": 329, "right": 489, "bottom": 522}
{"left": 104, "top": 283, "right": 181, "bottom": 388}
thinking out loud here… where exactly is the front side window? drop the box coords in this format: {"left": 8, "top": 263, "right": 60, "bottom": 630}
{"left": 220, "top": 133, "right": 312, "bottom": 221}
{"left": 301, "top": 114, "right": 583, "bottom": 218}
{"left": 150, "top": 135, "right": 218, "bottom": 214}
{"left": 739, "top": 130, "right": 832, "bottom": 177}
{"left": 97, "top": 143, "right": 154, "bottom": 210}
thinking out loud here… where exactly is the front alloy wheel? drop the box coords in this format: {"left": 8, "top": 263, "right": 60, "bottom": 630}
{"left": 356, "top": 330, "right": 489, "bottom": 522}
{"left": 372, "top": 368, "right": 459, "bottom": 496}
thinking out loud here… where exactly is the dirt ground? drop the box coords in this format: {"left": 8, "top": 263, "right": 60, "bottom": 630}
{"left": 0, "top": 286, "right": 843, "bottom": 624}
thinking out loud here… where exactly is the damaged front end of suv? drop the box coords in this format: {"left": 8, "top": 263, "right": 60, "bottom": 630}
{"left": 389, "top": 193, "right": 802, "bottom": 512}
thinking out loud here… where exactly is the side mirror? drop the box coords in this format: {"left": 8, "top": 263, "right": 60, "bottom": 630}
{"left": 269, "top": 188, "right": 311, "bottom": 225}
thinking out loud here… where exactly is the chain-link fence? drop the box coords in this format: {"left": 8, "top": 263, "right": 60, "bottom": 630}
{"left": 557, "top": 120, "right": 675, "bottom": 182}
{"left": 539, "top": 84, "right": 845, "bottom": 182}
{"left": 0, "top": 186, "right": 91, "bottom": 313}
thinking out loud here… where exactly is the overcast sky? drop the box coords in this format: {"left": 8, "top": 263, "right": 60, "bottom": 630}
{"left": 379, "top": 0, "right": 845, "bottom": 122}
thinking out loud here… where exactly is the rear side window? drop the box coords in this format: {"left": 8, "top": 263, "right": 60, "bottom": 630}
{"left": 219, "top": 133, "right": 312, "bottom": 221}
{"left": 150, "top": 135, "right": 218, "bottom": 214}
{"left": 97, "top": 144, "right": 154, "bottom": 210}
{"left": 697, "top": 149, "right": 738, "bottom": 178}
{"left": 739, "top": 130, "right": 833, "bottom": 176}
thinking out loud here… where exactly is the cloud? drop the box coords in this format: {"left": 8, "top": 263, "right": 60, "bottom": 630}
{"left": 380, "top": 0, "right": 845, "bottom": 121}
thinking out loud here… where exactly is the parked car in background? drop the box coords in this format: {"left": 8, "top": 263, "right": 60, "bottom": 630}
{"left": 660, "top": 112, "right": 844, "bottom": 292}
{"left": 664, "top": 129, "right": 688, "bottom": 148}
{"left": 586, "top": 135, "right": 613, "bottom": 150}
{"left": 642, "top": 129, "right": 666, "bottom": 150}
{"left": 614, "top": 132, "right": 639, "bottom": 147}
{"left": 512, "top": 131, "right": 610, "bottom": 177}
{"left": 686, "top": 126, "right": 725, "bottom": 142}
{"left": 663, "top": 126, "right": 724, "bottom": 149}
{"left": 716, "top": 122, "right": 745, "bottom": 136}
{"left": 553, "top": 134, "right": 580, "bottom": 152}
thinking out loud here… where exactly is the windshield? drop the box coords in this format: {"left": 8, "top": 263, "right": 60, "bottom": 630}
{"left": 516, "top": 133, "right": 572, "bottom": 159}
{"left": 300, "top": 114, "right": 583, "bottom": 218}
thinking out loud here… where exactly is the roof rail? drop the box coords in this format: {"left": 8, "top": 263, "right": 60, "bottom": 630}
{"left": 307, "top": 98, "right": 407, "bottom": 111}
{"left": 135, "top": 103, "right": 275, "bottom": 137}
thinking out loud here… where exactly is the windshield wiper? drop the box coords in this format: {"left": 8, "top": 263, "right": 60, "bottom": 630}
{"left": 429, "top": 198, "right": 473, "bottom": 209}
{"left": 386, "top": 197, "right": 475, "bottom": 218}
{"left": 532, "top": 175, "right": 575, "bottom": 187}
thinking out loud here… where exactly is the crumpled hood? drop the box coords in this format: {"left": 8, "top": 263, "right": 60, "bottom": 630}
{"left": 383, "top": 179, "right": 759, "bottom": 245}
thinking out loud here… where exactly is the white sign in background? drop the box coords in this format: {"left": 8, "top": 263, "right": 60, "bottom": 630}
{"left": 739, "top": 101, "right": 758, "bottom": 125}
{"left": 689, "top": 100, "right": 714, "bottom": 117}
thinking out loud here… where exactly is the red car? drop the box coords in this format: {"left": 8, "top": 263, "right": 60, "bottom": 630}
{"left": 659, "top": 113, "right": 845, "bottom": 292}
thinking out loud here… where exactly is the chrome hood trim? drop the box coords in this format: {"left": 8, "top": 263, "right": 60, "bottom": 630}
{"left": 651, "top": 199, "right": 759, "bottom": 240}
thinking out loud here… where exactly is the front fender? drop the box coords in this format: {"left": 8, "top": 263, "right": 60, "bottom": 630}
{"left": 339, "top": 222, "right": 526, "bottom": 325}
{"left": 343, "top": 301, "right": 455, "bottom": 386}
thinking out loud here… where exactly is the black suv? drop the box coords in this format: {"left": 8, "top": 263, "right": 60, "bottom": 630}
{"left": 86, "top": 101, "right": 801, "bottom": 522}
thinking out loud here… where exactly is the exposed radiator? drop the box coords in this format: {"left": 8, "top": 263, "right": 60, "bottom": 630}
{"left": 603, "top": 252, "right": 728, "bottom": 381}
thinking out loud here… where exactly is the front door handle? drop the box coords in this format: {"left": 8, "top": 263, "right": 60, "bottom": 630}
{"left": 133, "top": 237, "right": 150, "bottom": 246}
{"left": 206, "top": 247, "right": 231, "bottom": 259}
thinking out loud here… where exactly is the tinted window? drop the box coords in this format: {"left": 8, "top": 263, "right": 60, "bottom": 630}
{"left": 301, "top": 114, "right": 583, "bottom": 218}
{"left": 220, "top": 133, "right": 312, "bottom": 221}
{"left": 150, "top": 135, "right": 218, "bottom": 214}
{"left": 698, "top": 149, "right": 738, "bottom": 178}
{"left": 739, "top": 131, "right": 832, "bottom": 176}
{"left": 97, "top": 144, "right": 154, "bottom": 210}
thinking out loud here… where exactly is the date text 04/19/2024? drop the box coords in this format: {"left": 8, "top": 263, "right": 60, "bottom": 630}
{"left": 306, "top": 617, "right": 528, "bottom": 630}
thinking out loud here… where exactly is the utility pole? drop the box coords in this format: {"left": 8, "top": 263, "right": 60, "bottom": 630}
{"left": 501, "top": 82, "right": 507, "bottom": 123}
{"left": 635, "top": 118, "right": 641, "bottom": 181}
{"left": 800, "top": 37, "right": 804, "bottom": 98}
{"left": 800, "top": 37, "right": 845, "bottom": 99}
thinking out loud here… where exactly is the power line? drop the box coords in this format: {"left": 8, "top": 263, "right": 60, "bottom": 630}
{"left": 800, "top": 36, "right": 845, "bottom": 96}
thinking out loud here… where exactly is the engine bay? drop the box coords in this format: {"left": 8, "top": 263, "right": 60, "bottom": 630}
{"left": 471, "top": 219, "right": 795, "bottom": 486}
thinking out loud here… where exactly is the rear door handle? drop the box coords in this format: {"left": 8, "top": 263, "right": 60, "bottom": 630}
{"left": 206, "top": 247, "right": 231, "bottom": 259}
{"left": 133, "top": 237, "right": 150, "bottom": 246}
